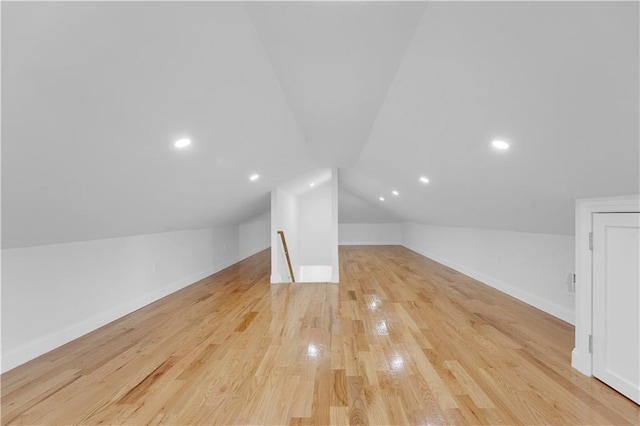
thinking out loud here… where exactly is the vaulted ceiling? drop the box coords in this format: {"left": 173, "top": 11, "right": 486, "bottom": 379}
{"left": 3, "top": 1, "right": 638, "bottom": 248}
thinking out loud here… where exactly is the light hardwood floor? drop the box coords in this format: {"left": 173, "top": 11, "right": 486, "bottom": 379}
{"left": 2, "top": 246, "right": 639, "bottom": 425}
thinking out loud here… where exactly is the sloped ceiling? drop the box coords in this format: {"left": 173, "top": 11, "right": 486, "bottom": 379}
{"left": 352, "top": 1, "right": 639, "bottom": 235}
{"left": 246, "top": 1, "right": 426, "bottom": 166}
{"left": 2, "top": 2, "right": 314, "bottom": 248}
{"left": 338, "top": 185, "right": 401, "bottom": 224}
{"left": 2, "top": 1, "right": 638, "bottom": 248}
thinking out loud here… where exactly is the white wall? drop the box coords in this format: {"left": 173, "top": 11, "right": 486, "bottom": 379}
{"left": 339, "top": 223, "right": 402, "bottom": 245}
{"left": 297, "top": 181, "right": 333, "bottom": 265}
{"left": 239, "top": 212, "right": 271, "bottom": 259}
{"left": 1, "top": 226, "right": 242, "bottom": 373}
{"left": 271, "top": 189, "right": 298, "bottom": 283}
{"left": 271, "top": 169, "right": 339, "bottom": 283}
{"left": 330, "top": 169, "right": 339, "bottom": 283}
{"left": 402, "top": 223, "right": 575, "bottom": 324}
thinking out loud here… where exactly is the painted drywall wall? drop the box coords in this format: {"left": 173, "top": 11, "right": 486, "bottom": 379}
{"left": 339, "top": 223, "right": 402, "bottom": 245}
{"left": 297, "top": 181, "right": 333, "bottom": 265}
{"left": 402, "top": 223, "right": 575, "bottom": 324}
{"left": 1, "top": 226, "right": 241, "bottom": 372}
{"left": 271, "top": 168, "right": 339, "bottom": 283}
{"left": 239, "top": 212, "right": 271, "bottom": 259}
{"left": 271, "top": 188, "right": 298, "bottom": 283}
{"left": 330, "top": 169, "right": 339, "bottom": 283}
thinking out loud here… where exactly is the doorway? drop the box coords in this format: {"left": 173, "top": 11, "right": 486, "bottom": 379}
{"left": 592, "top": 212, "right": 639, "bottom": 404}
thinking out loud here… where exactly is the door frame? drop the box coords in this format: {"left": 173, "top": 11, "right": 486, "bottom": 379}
{"left": 573, "top": 195, "right": 640, "bottom": 376}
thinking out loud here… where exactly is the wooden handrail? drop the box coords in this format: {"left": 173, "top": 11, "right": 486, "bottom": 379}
{"left": 277, "top": 230, "right": 295, "bottom": 283}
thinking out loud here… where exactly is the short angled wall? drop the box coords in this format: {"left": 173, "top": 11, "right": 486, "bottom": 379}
{"left": 402, "top": 222, "right": 575, "bottom": 324}
{"left": 239, "top": 212, "right": 271, "bottom": 260}
{"left": 1, "top": 226, "right": 246, "bottom": 373}
{"left": 339, "top": 223, "right": 402, "bottom": 245}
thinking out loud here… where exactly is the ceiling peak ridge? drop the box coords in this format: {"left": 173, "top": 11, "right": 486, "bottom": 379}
{"left": 245, "top": 1, "right": 430, "bottom": 166}
{"left": 353, "top": 2, "right": 429, "bottom": 166}
{"left": 242, "top": 2, "right": 315, "bottom": 158}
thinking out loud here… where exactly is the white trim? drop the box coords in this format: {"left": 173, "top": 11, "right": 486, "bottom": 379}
{"left": 238, "top": 244, "right": 270, "bottom": 261}
{"left": 339, "top": 241, "right": 401, "bottom": 246}
{"left": 404, "top": 244, "right": 575, "bottom": 324}
{"left": 1, "top": 255, "right": 242, "bottom": 373}
{"left": 270, "top": 273, "right": 282, "bottom": 283}
{"left": 270, "top": 190, "right": 280, "bottom": 285}
{"left": 331, "top": 168, "right": 340, "bottom": 283}
{"left": 571, "top": 348, "right": 591, "bottom": 375}
{"left": 573, "top": 195, "right": 640, "bottom": 376}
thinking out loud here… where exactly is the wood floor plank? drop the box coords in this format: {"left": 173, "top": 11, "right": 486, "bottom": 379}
{"left": 2, "top": 246, "right": 639, "bottom": 424}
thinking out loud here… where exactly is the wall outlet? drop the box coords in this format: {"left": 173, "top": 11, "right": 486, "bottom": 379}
{"left": 152, "top": 262, "right": 158, "bottom": 273}
{"left": 566, "top": 271, "right": 576, "bottom": 294}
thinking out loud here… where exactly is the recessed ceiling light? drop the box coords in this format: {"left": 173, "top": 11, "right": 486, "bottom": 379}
{"left": 419, "top": 176, "right": 429, "bottom": 184}
{"left": 491, "top": 140, "right": 509, "bottom": 150}
{"left": 392, "top": 190, "right": 399, "bottom": 196}
{"left": 249, "top": 174, "right": 260, "bottom": 181}
{"left": 379, "top": 197, "right": 385, "bottom": 201}
{"left": 309, "top": 182, "right": 315, "bottom": 187}
{"left": 174, "top": 138, "right": 191, "bottom": 148}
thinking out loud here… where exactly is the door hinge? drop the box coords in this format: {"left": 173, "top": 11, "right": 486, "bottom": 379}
{"left": 588, "top": 335, "right": 593, "bottom": 353}
{"left": 589, "top": 232, "right": 593, "bottom": 251}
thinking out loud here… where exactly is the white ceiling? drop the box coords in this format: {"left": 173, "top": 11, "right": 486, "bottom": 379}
{"left": 277, "top": 168, "right": 332, "bottom": 197}
{"left": 2, "top": 1, "right": 638, "bottom": 248}
{"left": 338, "top": 185, "right": 401, "bottom": 224}
{"left": 246, "top": 1, "right": 426, "bottom": 167}
{"left": 353, "top": 1, "right": 639, "bottom": 235}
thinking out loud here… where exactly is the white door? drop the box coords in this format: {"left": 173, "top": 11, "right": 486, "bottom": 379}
{"left": 592, "top": 212, "right": 640, "bottom": 404}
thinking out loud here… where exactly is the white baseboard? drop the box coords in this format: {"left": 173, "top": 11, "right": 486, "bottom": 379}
{"left": 403, "top": 244, "right": 575, "bottom": 325}
{"left": 270, "top": 273, "right": 282, "bottom": 283}
{"left": 238, "top": 245, "right": 270, "bottom": 261}
{"left": 339, "top": 241, "right": 401, "bottom": 246}
{"left": 1, "top": 255, "right": 241, "bottom": 373}
{"left": 571, "top": 348, "right": 592, "bottom": 376}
